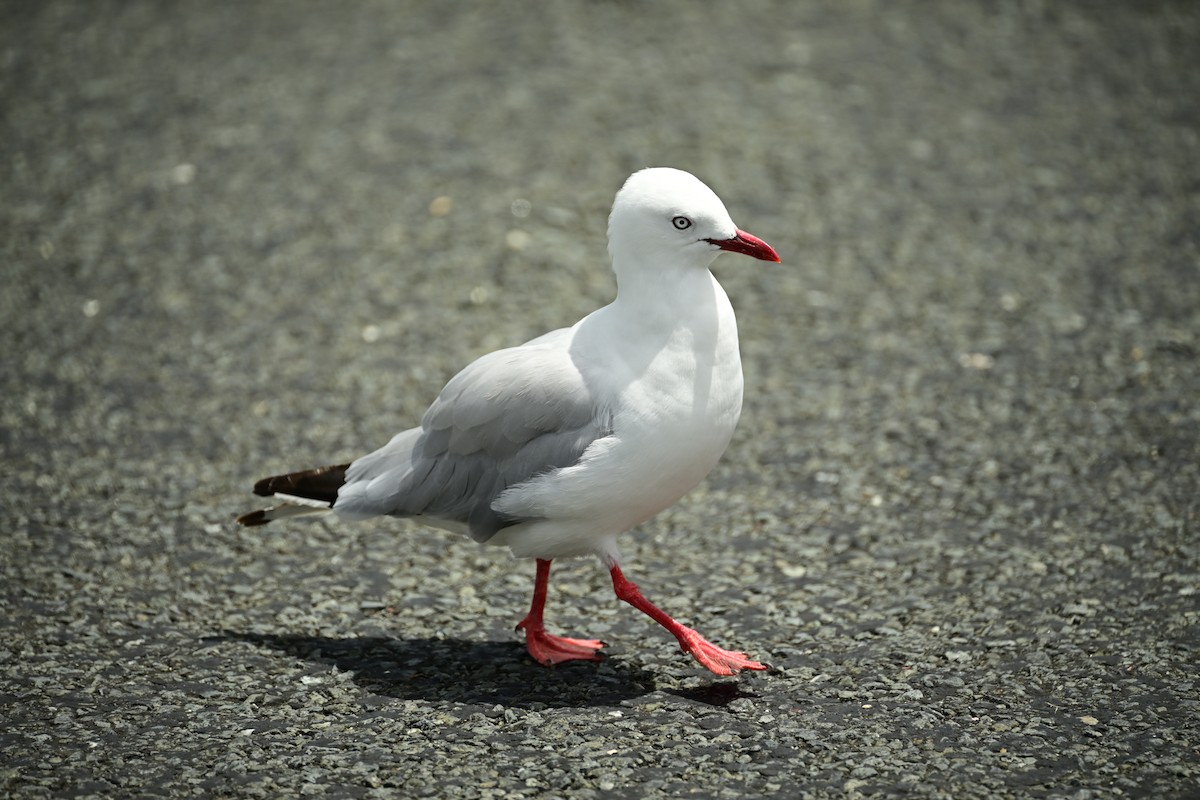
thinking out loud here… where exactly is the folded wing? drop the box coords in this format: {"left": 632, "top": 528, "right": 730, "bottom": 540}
{"left": 335, "top": 329, "right": 613, "bottom": 541}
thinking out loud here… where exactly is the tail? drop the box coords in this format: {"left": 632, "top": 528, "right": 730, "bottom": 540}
{"left": 236, "top": 463, "right": 350, "bottom": 527}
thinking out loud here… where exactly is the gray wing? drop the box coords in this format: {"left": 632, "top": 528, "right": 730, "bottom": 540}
{"left": 334, "top": 329, "right": 612, "bottom": 541}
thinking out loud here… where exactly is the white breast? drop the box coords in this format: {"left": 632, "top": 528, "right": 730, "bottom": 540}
{"left": 492, "top": 272, "right": 743, "bottom": 559}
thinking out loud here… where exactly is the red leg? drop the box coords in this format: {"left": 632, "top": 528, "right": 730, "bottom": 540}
{"left": 609, "top": 564, "right": 767, "bottom": 676}
{"left": 516, "top": 559, "right": 605, "bottom": 666}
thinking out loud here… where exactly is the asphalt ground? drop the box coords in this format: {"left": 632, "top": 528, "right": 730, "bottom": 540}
{"left": 3, "top": 2, "right": 1198, "bottom": 797}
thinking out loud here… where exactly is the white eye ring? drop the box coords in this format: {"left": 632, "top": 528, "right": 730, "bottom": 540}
{"left": 672, "top": 216, "right": 692, "bottom": 230}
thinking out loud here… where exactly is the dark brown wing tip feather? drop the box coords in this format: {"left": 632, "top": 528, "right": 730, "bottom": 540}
{"left": 252, "top": 476, "right": 278, "bottom": 497}
{"left": 252, "top": 463, "right": 350, "bottom": 501}
{"left": 237, "top": 510, "right": 269, "bottom": 527}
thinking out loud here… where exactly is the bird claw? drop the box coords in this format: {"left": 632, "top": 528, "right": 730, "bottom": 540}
{"left": 678, "top": 629, "right": 768, "bottom": 676}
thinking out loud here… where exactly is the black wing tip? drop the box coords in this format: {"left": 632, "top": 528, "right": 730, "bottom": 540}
{"left": 236, "top": 510, "right": 269, "bottom": 527}
{"left": 251, "top": 463, "right": 351, "bottom": 501}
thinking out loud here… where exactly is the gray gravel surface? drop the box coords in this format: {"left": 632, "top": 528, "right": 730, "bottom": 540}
{"left": 3, "top": 2, "right": 1198, "bottom": 798}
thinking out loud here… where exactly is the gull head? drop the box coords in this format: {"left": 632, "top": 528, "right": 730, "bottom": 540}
{"left": 607, "top": 167, "right": 780, "bottom": 274}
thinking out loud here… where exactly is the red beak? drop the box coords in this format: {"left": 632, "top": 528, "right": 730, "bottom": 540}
{"left": 706, "top": 229, "right": 781, "bottom": 263}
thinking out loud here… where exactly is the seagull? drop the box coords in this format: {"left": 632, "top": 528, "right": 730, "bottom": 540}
{"left": 237, "top": 167, "right": 779, "bottom": 676}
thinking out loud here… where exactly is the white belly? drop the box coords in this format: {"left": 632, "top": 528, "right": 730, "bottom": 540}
{"left": 492, "top": 302, "right": 744, "bottom": 559}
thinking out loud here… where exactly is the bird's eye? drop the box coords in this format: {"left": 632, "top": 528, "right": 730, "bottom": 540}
{"left": 672, "top": 216, "right": 692, "bottom": 230}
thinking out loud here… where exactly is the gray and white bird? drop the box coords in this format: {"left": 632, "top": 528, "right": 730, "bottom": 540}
{"left": 238, "top": 167, "right": 779, "bottom": 675}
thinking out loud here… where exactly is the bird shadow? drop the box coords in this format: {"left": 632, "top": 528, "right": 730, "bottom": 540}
{"left": 209, "top": 631, "right": 663, "bottom": 709}
{"left": 665, "top": 682, "right": 761, "bottom": 708}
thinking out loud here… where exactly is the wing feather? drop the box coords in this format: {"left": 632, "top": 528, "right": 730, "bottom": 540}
{"left": 335, "top": 329, "right": 612, "bottom": 541}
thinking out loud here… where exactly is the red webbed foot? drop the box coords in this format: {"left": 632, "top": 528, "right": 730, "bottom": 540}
{"left": 608, "top": 563, "right": 768, "bottom": 676}
{"left": 517, "top": 619, "right": 606, "bottom": 666}
{"left": 676, "top": 628, "right": 767, "bottom": 676}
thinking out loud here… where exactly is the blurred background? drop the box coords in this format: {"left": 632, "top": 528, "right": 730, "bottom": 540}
{"left": 3, "top": 2, "right": 1197, "bottom": 797}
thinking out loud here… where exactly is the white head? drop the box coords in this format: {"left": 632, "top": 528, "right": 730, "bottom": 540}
{"left": 606, "top": 168, "right": 779, "bottom": 276}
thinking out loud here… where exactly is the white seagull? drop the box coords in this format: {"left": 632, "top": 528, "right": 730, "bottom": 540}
{"left": 238, "top": 167, "right": 779, "bottom": 675}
